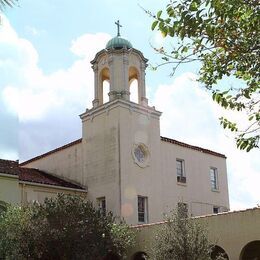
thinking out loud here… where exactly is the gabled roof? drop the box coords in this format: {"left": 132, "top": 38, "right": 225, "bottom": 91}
{"left": 0, "top": 159, "right": 85, "bottom": 191}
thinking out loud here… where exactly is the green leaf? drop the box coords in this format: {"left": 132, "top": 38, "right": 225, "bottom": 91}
{"left": 157, "top": 10, "right": 162, "bottom": 18}
{"left": 190, "top": 1, "right": 198, "bottom": 11}
{"left": 151, "top": 20, "right": 159, "bottom": 30}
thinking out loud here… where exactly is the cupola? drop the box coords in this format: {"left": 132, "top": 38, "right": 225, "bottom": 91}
{"left": 106, "top": 36, "right": 133, "bottom": 50}
{"left": 90, "top": 20, "right": 148, "bottom": 108}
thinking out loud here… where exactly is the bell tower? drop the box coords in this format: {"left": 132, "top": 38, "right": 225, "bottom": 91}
{"left": 91, "top": 20, "right": 148, "bottom": 108}
{"left": 80, "top": 22, "right": 162, "bottom": 224}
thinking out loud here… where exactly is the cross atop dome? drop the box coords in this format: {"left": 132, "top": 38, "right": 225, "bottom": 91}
{"left": 106, "top": 20, "right": 133, "bottom": 50}
{"left": 115, "top": 20, "right": 122, "bottom": 37}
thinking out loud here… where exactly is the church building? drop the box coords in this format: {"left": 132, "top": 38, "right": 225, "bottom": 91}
{"left": 1, "top": 24, "right": 229, "bottom": 225}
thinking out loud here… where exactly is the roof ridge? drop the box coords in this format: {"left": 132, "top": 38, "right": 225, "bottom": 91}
{"left": 20, "top": 138, "right": 82, "bottom": 166}
{"left": 160, "top": 136, "right": 226, "bottom": 158}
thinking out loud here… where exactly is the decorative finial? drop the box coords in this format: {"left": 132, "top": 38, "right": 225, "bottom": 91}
{"left": 115, "top": 20, "right": 122, "bottom": 37}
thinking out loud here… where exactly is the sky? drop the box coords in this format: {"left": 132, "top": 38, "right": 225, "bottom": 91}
{"left": 0, "top": 0, "right": 259, "bottom": 211}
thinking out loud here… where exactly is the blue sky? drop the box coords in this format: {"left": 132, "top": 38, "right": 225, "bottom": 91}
{"left": 0, "top": 0, "right": 259, "bottom": 210}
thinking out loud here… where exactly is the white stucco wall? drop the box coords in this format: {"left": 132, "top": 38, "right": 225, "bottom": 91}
{"left": 21, "top": 142, "right": 83, "bottom": 185}
{"left": 159, "top": 140, "right": 229, "bottom": 216}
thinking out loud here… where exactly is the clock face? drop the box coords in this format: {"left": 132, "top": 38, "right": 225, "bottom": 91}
{"left": 132, "top": 143, "right": 150, "bottom": 168}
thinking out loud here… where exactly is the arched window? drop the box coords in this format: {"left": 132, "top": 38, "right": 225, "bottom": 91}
{"left": 240, "top": 240, "right": 260, "bottom": 260}
{"left": 129, "top": 66, "right": 139, "bottom": 104}
{"left": 132, "top": 251, "right": 149, "bottom": 260}
{"left": 211, "top": 245, "right": 229, "bottom": 260}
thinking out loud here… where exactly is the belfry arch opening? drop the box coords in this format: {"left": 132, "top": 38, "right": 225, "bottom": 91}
{"left": 129, "top": 66, "right": 140, "bottom": 104}
{"left": 100, "top": 67, "right": 110, "bottom": 104}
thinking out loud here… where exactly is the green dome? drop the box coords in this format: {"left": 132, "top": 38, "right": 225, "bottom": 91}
{"left": 106, "top": 36, "right": 133, "bottom": 49}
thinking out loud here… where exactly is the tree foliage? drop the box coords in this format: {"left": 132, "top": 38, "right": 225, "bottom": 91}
{"left": 149, "top": 0, "right": 260, "bottom": 151}
{"left": 150, "top": 204, "right": 226, "bottom": 260}
{"left": 0, "top": 194, "right": 135, "bottom": 260}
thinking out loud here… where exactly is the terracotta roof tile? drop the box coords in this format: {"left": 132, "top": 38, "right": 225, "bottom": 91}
{"left": 161, "top": 136, "right": 226, "bottom": 158}
{"left": 0, "top": 159, "right": 85, "bottom": 190}
{"left": 19, "top": 167, "right": 85, "bottom": 190}
{"left": 0, "top": 159, "right": 19, "bottom": 175}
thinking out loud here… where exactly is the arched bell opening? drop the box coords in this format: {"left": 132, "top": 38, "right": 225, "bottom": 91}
{"left": 100, "top": 67, "right": 110, "bottom": 105}
{"left": 129, "top": 66, "right": 140, "bottom": 104}
{"left": 129, "top": 78, "right": 138, "bottom": 103}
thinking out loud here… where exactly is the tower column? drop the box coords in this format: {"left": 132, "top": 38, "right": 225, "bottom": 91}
{"left": 92, "top": 64, "right": 99, "bottom": 108}
{"left": 122, "top": 54, "right": 130, "bottom": 101}
{"left": 108, "top": 55, "right": 117, "bottom": 101}
{"left": 140, "top": 62, "right": 148, "bottom": 106}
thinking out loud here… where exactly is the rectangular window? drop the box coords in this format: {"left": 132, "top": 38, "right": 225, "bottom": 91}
{"left": 210, "top": 168, "right": 218, "bottom": 190}
{"left": 177, "top": 202, "right": 188, "bottom": 218}
{"left": 213, "top": 206, "right": 219, "bottom": 214}
{"left": 97, "top": 197, "right": 106, "bottom": 216}
{"left": 138, "top": 196, "right": 148, "bottom": 223}
{"left": 176, "top": 159, "right": 186, "bottom": 183}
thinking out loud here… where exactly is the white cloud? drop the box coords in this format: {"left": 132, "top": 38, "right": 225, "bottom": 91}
{"left": 0, "top": 16, "right": 111, "bottom": 122}
{"left": 70, "top": 33, "right": 111, "bottom": 59}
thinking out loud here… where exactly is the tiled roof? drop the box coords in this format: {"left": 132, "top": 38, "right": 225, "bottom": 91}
{"left": 0, "top": 159, "right": 85, "bottom": 190}
{"left": 161, "top": 136, "right": 226, "bottom": 158}
{"left": 20, "top": 138, "right": 82, "bottom": 166}
{"left": 19, "top": 167, "right": 85, "bottom": 190}
{"left": 0, "top": 159, "right": 19, "bottom": 175}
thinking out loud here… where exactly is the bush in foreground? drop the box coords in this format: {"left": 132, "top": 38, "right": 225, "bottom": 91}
{"left": 0, "top": 194, "right": 135, "bottom": 260}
